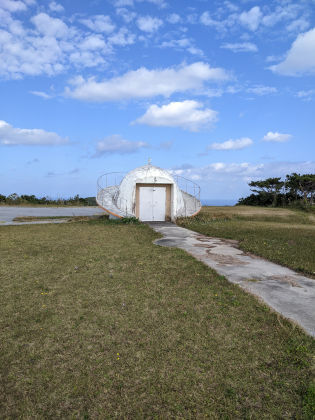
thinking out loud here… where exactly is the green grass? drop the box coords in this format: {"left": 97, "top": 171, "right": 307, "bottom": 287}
{"left": 177, "top": 206, "right": 315, "bottom": 277}
{"left": 0, "top": 220, "right": 314, "bottom": 418}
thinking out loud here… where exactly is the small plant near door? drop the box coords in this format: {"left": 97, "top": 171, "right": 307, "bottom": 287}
{"left": 120, "top": 217, "right": 141, "bottom": 224}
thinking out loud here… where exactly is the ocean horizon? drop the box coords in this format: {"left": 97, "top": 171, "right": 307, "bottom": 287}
{"left": 201, "top": 199, "right": 237, "bottom": 206}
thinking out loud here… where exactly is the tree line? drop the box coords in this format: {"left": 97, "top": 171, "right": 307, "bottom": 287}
{"left": 0, "top": 193, "right": 97, "bottom": 206}
{"left": 237, "top": 173, "right": 315, "bottom": 208}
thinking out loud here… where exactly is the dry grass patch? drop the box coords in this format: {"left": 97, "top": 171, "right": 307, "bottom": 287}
{"left": 0, "top": 220, "right": 314, "bottom": 418}
{"left": 202, "top": 205, "right": 312, "bottom": 219}
{"left": 12, "top": 215, "right": 108, "bottom": 223}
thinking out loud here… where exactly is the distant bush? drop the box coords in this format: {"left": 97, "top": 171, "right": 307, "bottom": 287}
{"left": 0, "top": 193, "right": 97, "bottom": 206}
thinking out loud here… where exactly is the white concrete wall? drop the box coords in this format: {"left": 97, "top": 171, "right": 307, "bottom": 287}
{"left": 96, "top": 164, "right": 201, "bottom": 219}
{"left": 118, "top": 165, "right": 185, "bottom": 219}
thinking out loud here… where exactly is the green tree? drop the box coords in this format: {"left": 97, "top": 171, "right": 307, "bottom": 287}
{"left": 285, "top": 173, "right": 315, "bottom": 204}
{"left": 249, "top": 177, "right": 284, "bottom": 206}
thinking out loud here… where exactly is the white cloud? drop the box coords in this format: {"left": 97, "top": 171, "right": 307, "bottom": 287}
{"left": 116, "top": 7, "right": 136, "bottom": 23}
{"left": 187, "top": 46, "right": 204, "bottom": 56}
{"left": 0, "top": 27, "right": 67, "bottom": 78}
{"left": 31, "top": 13, "right": 69, "bottom": 38}
{"left": 209, "top": 137, "right": 253, "bottom": 150}
{"left": 0, "top": 120, "right": 68, "bottom": 145}
{"left": 65, "top": 62, "right": 230, "bottom": 102}
{"left": 161, "top": 38, "right": 190, "bottom": 48}
{"left": 199, "top": 3, "right": 309, "bottom": 39}
{"left": 108, "top": 28, "right": 135, "bottom": 46}
{"left": 80, "top": 34, "right": 107, "bottom": 51}
{"left": 224, "top": 1, "right": 238, "bottom": 12}
{"left": 221, "top": 42, "right": 258, "bottom": 53}
{"left": 0, "top": 0, "right": 26, "bottom": 12}
{"left": 80, "top": 15, "right": 115, "bottom": 34}
{"left": 209, "top": 162, "right": 261, "bottom": 174}
{"left": 137, "top": 0, "right": 167, "bottom": 8}
{"left": 133, "top": 100, "right": 217, "bottom": 131}
{"left": 29, "top": 90, "right": 53, "bottom": 99}
{"left": 262, "top": 132, "right": 292, "bottom": 142}
{"left": 247, "top": 85, "right": 277, "bottom": 95}
{"left": 95, "top": 134, "right": 148, "bottom": 156}
{"left": 171, "top": 161, "right": 315, "bottom": 199}
{"left": 0, "top": 11, "right": 119, "bottom": 78}
{"left": 262, "top": 5, "right": 298, "bottom": 27}
{"left": 239, "top": 6, "right": 262, "bottom": 31}
{"left": 114, "top": 0, "right": 134, "bottom": 6}
{"left": 266, "top": 54, "right": 290, "bottom": 65}
{"left": 200, "top": 11, "right": 224, "bottom": 31}
{"left": 114, "top": 0, "right": 167, "bottom": 7}
{"left": 68, "top": 51, "right": 106, "bottom": 68}
{"left": 171, "top": 162, "right": 263, "bottom": 179}
{"left": 49, "top": 2, "right": 64, "bottom": 13}
{"left": 160, "top": 38, "right": 203, "bottom": 56}
{"left": 287, "top": 18, "right": 310, "bottom": 33}
{"left": 297, "top": 89, "right": 315, "bottom": 99}
{"left": 269, "top": 28, "right": 315, "bottom": 76}
{"left": 167, "top": 13, "right": 181, "bottom": 24}
{"left": 137, "top": 15, "right": 163, "bottom": 33}
{"left": 172, "top": 161, "right": 315, "bottom": 185}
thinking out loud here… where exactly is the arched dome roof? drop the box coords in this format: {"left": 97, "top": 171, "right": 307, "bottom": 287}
{"left": 121, "top": 164, "right": 176, "bottom": 185}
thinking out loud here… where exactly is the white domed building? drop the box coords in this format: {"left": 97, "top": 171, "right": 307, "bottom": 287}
{"left": 96, "top": 163, "right": 201, "bottom": 222}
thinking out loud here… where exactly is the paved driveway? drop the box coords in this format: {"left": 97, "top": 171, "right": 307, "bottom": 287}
{"left": 0, "top": 206, "right": 105, "bottom": 225}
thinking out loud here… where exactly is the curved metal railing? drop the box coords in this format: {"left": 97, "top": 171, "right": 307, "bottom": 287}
{"left": 97, "top": 172, "right": 200, "bottom": 202}
{"left": 96, "top": 172, "right": 129, "bottom": 216}
{"left": 96, "top": 170, "right": 201, "bottom": 217}
{"left": 97, "top": 172, "right": 126, "bottom": 191}
{"left": 171, "top": 174, "right": 201, "bottom": 203}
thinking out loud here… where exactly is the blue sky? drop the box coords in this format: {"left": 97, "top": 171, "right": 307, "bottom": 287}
{"left": 0, "top": 0, "right": 314, "bottom": 200}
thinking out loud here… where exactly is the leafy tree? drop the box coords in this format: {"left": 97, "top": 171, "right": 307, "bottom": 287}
{"left": 285, "top": 173, "right": 315, "bottom": 204}
{"left": 237, "top": 172, "right": 314, "bottom": 208}
{"left": 249, "top": 177, "right": 284, "bottom": 206}
{"left": 299, "top": 174, "right": 315, "bottom": 204}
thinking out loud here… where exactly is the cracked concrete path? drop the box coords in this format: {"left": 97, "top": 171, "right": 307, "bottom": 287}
{"left": 148, "top": 222, "right": 315, "bottom": 337}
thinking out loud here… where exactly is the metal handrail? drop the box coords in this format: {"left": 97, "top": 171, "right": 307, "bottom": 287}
{"left": 96, "top": 172, "right": 129, "bottom": 216}
{"left": 97, "top": 172, "right": 127, "bottom": 190}
{"left": 96, "top": 171, "right": 201, "bottom": 215}
{"left": 171, "top": 174, "right": 201, "bottom": 203}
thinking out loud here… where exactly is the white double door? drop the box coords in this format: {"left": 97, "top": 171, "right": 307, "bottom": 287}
{"left": 139, "top": 186, "right": 166, "bottom": 221}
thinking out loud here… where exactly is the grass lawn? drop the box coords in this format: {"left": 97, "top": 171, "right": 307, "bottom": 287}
{"left": 0, "top": 220, "right": 314, "bottom": 418}
{"left": 177, "top": 206, "right": 315, "bottom": 278}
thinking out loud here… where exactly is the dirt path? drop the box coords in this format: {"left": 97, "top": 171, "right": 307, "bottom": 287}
{"left": 148, "top": 222, "right": 315, "bottom": 337}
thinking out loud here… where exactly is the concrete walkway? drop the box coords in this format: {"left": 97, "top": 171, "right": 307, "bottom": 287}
{"left": 0, "top": 206, "right": 104, "bottom": 225}
{"left": 148, "top": 222, "right": 315, "bottom": 337}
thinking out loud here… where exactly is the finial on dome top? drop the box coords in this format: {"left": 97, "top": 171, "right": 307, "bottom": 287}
{"left": 148, "top": 157, "right": 152, "bottom": 165}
